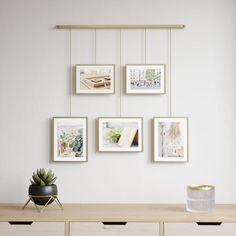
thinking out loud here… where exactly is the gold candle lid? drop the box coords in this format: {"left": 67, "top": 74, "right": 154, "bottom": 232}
{"left": 187, "top": 185, "right": 215, "bottom": 191}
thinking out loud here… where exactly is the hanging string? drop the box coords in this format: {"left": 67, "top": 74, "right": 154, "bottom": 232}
{"left": 168, "top": 29, "right": 172, "bottom": 117}
{"left": 144, "top": 28, "right": 147, "bottom": 64}
{"left": 69, "top": 29, "right": 72, "bottom": 117}
{"left": 94, "top": 29, "right": 97, "bottom": 64}
{"left": 119, "top": 29, "right": 122, "bottom": 117}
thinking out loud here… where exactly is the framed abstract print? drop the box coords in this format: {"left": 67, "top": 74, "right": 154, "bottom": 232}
{"left": 53, "top": 117, "right": 88, "bottom": 162}
{"left": 154, "top": 117, "right": 188, "bottom": 162}
{"left": 76, "top": 64, "right": 115, "bottom": 94}
{"left": 126, "top": 64, "right": 165, "bottom": 94}
{"left": 98, "top": 117, "right": 143, "bottom": 152}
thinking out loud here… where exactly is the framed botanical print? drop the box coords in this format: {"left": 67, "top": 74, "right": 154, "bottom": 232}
{"left": 126, "top": 64, "right": 165, "bottom": 94}
{"left": 154, "top": 117, "right": 188, "bottom": 162}
{"left": 98, "top": 117, "right": 143, "bottom": 152}
{"left": 53, "top": 117, "right": 88, "bottom": 162}
{"left": 76, "top": 64, "right": 115, "bottom": 94}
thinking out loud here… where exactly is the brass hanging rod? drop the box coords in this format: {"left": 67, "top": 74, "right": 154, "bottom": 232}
{"left": 56, "top": 25, "right": 185, "bottom": 30}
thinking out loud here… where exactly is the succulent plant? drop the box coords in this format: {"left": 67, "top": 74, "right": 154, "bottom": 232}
{"left": 30, "top": 168, "right": 57, "bottom": 186}
{"left": 107, "top": 129, "right": 121, "bottom": 143}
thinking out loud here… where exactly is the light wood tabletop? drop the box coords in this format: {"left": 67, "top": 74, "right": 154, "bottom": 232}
{"left": 0, "top": 204, "right": 236, "bottom": 222}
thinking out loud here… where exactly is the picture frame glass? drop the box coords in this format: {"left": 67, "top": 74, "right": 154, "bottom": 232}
{"left": 76, "top": 64, "right": 115, "bottom": 94}
{"left": 53, "top": 117, "right": 87, "bottom": 162}
{"left": 98, "top": 118, "right": 143, "bottom": 152}
{"left": 154, "top": 117, "right": 188, "bottom": 162}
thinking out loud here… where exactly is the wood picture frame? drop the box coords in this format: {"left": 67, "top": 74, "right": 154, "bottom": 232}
{"left": 126, "top": 64, "right": 165, "bottom": 94}
{"left": 76, "top": 64, "right": 115, "bottom": 94}
{"left": 98, "top": 117, "right": 143, "bottom": 152}
{"left": 53, "top": 117, "right": 88, "bottom": 162}
{"left": 154, "top": 117, "right": 188, "bottom": 162}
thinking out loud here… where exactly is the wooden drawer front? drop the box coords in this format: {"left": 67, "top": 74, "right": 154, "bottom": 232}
{"left": 165, "top": 223, "right": 236, "bottom": 236}
{"left": 70, "top": 222, "right": 159, "bottom": 236}
{"left": 0, "top": 222, "right": 65, "bottom": 236}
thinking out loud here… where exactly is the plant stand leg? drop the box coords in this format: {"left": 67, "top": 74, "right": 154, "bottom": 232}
{"left": 38, "top": 196, "right": 54, "bottom": 213}
{"left": 30, "top": 197, "right": 41, "bottom": 213}
{"left": 53, "top": 196, "right": 63, "bottom": 210}
{"left": 22, "top": 197, "right": 31, "bottom": 210}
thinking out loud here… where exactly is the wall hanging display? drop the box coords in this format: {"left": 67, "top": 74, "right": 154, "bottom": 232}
{"left": 98, "top": 117, "right": 143, "bottom": 152}
{"left": 76, "top": 64, "right": 115, "bottom": 94}
{"left": 154, "top": 117, "right": 188, "bottom": 162}
{"left": 56, "top": 24, "right": 186, "bottom": 161}
{"left": 126, "top": 64, "right": 165, "bottom": 94}
{"left": 53, "top": 117, "right": 88, "bottom": 162}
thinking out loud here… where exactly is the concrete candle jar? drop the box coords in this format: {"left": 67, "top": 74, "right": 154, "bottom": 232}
{"left": 186, "top": 185, "right": 215, "bottom": 212}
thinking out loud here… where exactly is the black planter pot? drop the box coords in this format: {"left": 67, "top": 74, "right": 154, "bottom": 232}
{"left": 28, "top": 184, "right": 58, "bottom": 206}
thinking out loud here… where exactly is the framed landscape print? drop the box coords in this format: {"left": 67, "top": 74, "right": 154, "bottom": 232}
{"left": 154, "top": 117, "right": 188, "bottom": 162}
{"left": 126, "top": 64, "right": 165, "bottom": 94}
{"left": 98, "top": 117, "right": 143, "bottom": 152}
{"left": 53, "top": 117, "right": 88, "bottom": 162}
{"left": 76, "top": 64, "right": 115, "bottom": 94}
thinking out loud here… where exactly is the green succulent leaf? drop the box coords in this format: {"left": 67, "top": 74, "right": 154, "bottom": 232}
{"left": 32, "top": 174, "right": 41, "bottom": 185}
{"left": 37, "top": 169, "right": 40, "bottom": 178}
{"left": 39, "top": 168, "right": 46, "bottom": 179}
{"left": 47, "top": 169, "right": 53, "bottom": 177}
{"left": 39, "top": 179, "right": 46, "bottom": 186}
{"left": 47, "top": 177, "right": 57, "bottom": 185}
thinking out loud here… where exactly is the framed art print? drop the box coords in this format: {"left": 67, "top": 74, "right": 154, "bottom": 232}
{"left": 53, "top": 117, "right": 88, "bottom": 162}
{"left": 76, "top": 64, "right": 115, "bottom": 94}
{"left": 154, "top": 117, "right": 188, "bottom": 162}
{"left": 126, "top": 64, "right": 165, "bottom": 94}
{"left": 98, "top": 117, "right": 143, "bottom": 152}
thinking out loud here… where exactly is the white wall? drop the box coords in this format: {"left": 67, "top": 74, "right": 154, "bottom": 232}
{"left": 0, "top": 0, "right": 236, "bottom": 203}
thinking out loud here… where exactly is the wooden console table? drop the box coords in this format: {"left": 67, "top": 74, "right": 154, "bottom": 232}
{"left": 0, "top": 204, "right": 236, "bottom": 236}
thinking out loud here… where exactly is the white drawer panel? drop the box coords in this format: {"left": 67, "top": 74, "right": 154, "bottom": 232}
{"left": 165, "top": 222, "right": 236, "bottom": 236}
{"left": 70, "top": 222, "right": 159, "bottom": 236}
{"left": 0, "top": 222, "right": 64, "bottom": 236}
